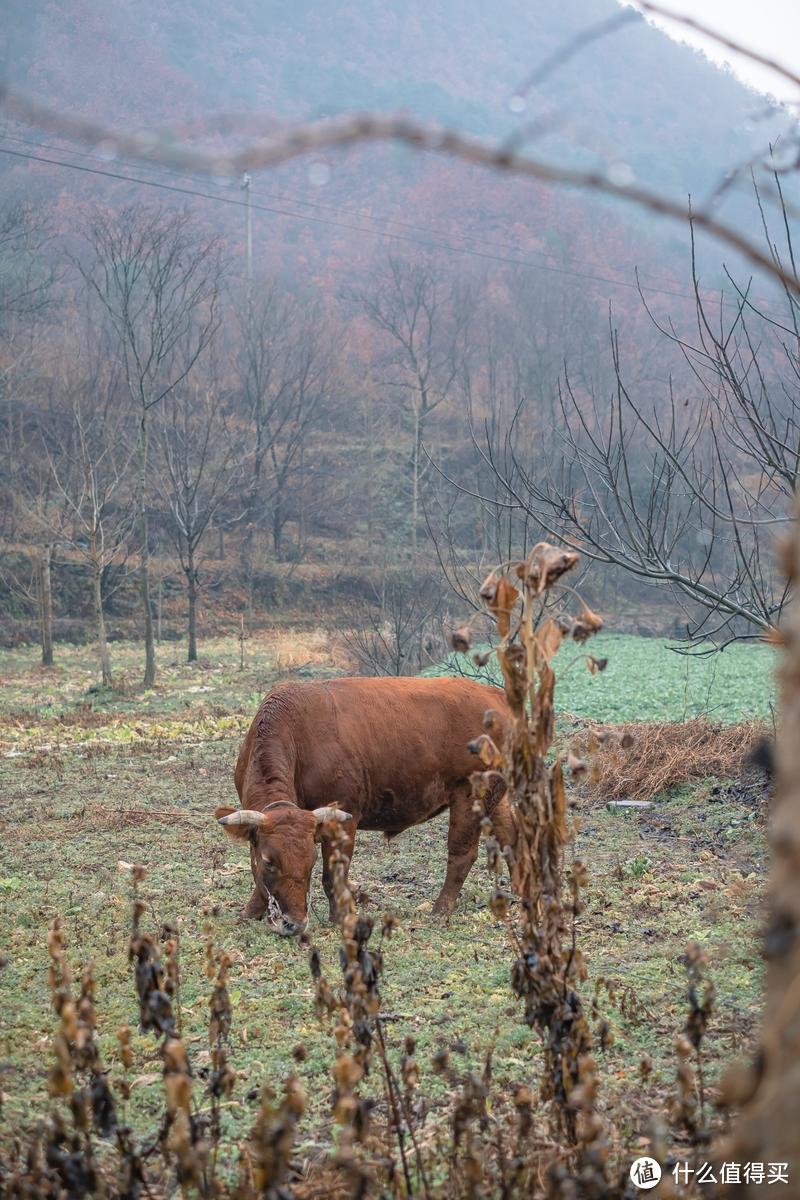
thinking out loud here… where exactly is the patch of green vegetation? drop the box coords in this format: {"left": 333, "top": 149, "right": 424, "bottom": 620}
{"left": 625, "top": 853, "right": 653, "bottom": 879}
{"left": 428, "top": 632, "right": 775, "bottom": 723}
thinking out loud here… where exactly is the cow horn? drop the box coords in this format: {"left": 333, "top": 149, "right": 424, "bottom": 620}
{"left": 312, "top": 806, "right": 352, "bottom": 826}
{"left": 218, "top": 809, "right": 269, "bottom": 828}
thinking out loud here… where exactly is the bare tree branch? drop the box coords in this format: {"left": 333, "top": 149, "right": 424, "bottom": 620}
{"left": 2, "top": 87, "right": 799, "bottom": 294}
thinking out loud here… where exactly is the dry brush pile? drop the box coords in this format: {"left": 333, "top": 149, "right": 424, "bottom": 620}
{"left": 0, "top": 543, "right": 772, "bottom": 1197}
{"left": 568, "top": 717, "right": 768, "bottom": 805}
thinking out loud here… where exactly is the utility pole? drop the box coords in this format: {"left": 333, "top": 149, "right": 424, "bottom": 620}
{"left": 241, "top": 172, "right": 252, "bottom": 284}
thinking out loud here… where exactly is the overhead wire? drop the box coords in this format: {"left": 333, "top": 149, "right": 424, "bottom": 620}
{"left": 0, "top": 138, "right": 775, "bottom": 311}
{"left": 0, "top": 130, "right": 662, "bottom": 295}
{"left": 0, "top": 127, "right": 697, "bottom": 295}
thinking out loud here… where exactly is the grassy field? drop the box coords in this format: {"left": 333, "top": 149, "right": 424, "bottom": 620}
{"left": 0, "top": 630, "right": 772, "bottom": 1175}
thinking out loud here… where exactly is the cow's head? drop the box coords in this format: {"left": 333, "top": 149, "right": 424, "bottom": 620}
{"left": 214, "top": 801, "right": 351, "bottom": 937}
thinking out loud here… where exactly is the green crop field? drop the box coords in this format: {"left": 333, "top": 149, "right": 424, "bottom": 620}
{"left": 0, "top": 631, "right": 771, "bottom": 1177}
{"left": 428, "top": 632, "right": 776, "bottom": 724}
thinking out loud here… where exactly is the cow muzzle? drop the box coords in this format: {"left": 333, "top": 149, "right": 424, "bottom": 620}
{"left": 263, "top": 890, "right": 308, "bottom": 937}
{"left": 274, "top": 915, "right": 308, "bottom": 938}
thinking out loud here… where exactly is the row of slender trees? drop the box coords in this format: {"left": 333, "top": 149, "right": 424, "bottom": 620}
{"left": 0, "top": 204, "right": 343, "bottom": 683}
{"left": 0, "top": 189, "right": 797, "bottom": 683}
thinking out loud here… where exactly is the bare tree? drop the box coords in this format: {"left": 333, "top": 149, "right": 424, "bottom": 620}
{"left": 360, "top": 257, "right": 471, "bottom": 570}
{"left": 423, "top": 270, "right": 606, "bottom": 622}
{"left": 342, "top": 571, "right": 453, "bottom": 677}
{"left": 233, "top": 282, "right": 332, "bottom": 597}
{"left": 355, "top": 384, "right": 388, "bottom": 563}
{"left": 0, "top": 198, "right": 54, "bottom": 331}
{"left": 154, "top": 375, "right": 245, "bottom": 662}
{"left": 43, "top": 336, "right": 134, "bottom": 685}
{"left": 0, "top": 198, "right": 57, "bottom": 653}
{"left": 76, "top": 206, "right": 221, "bottom": 686}
{"left": 0, "top": 195, "right": 55, "bottom": 540}
{"left": 266, "top": 316, "right": 332, "bottom": 559}
{"left": 234, "top": 281, "right": 295, "bottom": 593}
{"left": 3, "top": 405, "right": 66, "bottom": 667}
{"left": 461, "top": 201, "right": 798, "bottom": 650}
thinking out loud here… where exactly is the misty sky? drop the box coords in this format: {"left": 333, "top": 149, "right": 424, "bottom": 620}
{"left": 626, "top": 0, "right": 800, "bottom": 103}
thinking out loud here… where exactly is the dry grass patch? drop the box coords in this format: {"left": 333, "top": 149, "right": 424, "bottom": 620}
{"left": 265, "top": 625, "right": 350, "bottom": 673}
{"left": 574, "top": 717, "right": 769, "bottom": 803}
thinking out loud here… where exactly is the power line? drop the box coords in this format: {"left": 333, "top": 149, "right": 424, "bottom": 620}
{"left": 3, "top": 128, "right": 548, "bottom": 256}
{"left": 0, "top": 140, "right": 755, "bottom": 308}
{"left": 2, "top": 82, "right": 794, "bottom": 300}
{"left": 0, "top": 127, "right": 699, "bottom": 295}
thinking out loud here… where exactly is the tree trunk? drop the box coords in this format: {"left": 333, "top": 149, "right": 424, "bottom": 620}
{"left": 187, "top": 552, "right": 198, "bottom": 663}
{"left": 245, "top": 549, "right": 255, "bottom": 621}
{"left": 273, "top": 497, "right": 283, "bottom": 559}
{"left": 157, "top": 575, "right": 162, "bottom": 643}
{"left": 720, "top": 495, "right": 800, "bottom": 1189}
{"left": 38, "top": 543, "right": 54, "bottom": 667}
{"left": 92, "top": 556, "right": 112, "bottom": 687}
{"left": 241, "top": 523, "right": 255, "bottom": 620}
{"left": 241, "top": 438, "right": 263, "bottom": 616}
{"left": 365, "top": 397, "right": 375, "bottom": 562}
{"left": 137, "top": 412, "right": 156, "bottom": 688}
{"left": 411, "top": 407, "right": 420, "bottom": 573}
{"left": 298, "top": 441, "right": 306, "bottom": 547}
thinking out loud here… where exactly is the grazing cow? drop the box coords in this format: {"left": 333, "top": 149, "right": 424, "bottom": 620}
{"left": 215, "top": 675, "right": 515, "bottom": 936}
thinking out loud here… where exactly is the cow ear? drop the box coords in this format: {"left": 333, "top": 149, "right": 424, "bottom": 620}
{"left": 214, "top": 805, "right": 253, "bottom": 842}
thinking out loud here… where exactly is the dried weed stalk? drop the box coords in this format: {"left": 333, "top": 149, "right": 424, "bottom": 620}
{"left": 128, "top": 866, "right": 209, "bottom": 1189}
{"left": 462, "top": 543, "right": 610, "bottom": 1194}
{"left": 0, "top": 918, "right": 146, "bottom": 1198}
{"left": 671, "top": 943, "right": 715, "bottom": 1147}
{"left": 308, "top": 818, "right": 425, "bottom": 1198}
{"left": 1, "top": 870, "right": 316, "bottom": 1198}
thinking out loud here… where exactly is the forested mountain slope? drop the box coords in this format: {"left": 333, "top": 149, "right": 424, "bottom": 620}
{"left": 0, "top": 0, "right": 791, "bottom": 285}
{"left": 0, "top": 1, "right": 795, "bottom": 652}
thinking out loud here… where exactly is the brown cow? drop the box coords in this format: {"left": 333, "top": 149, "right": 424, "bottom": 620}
{"left": 215, "top": 675, "right": 514, "bottom": 936}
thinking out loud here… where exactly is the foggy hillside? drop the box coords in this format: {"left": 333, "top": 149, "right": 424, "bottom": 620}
{"left": 1, "top": 0, "right": 792, "bottom": 294}
{"left": 0, "top": 0, "right": 796, "bottom": 660}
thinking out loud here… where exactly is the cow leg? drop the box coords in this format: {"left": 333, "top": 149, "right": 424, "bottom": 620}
{"left": 433, "top": 790, "right": 481, "bottom": 917}
{"left": 321, "top": 824, "right": 357, "bottom": 922}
